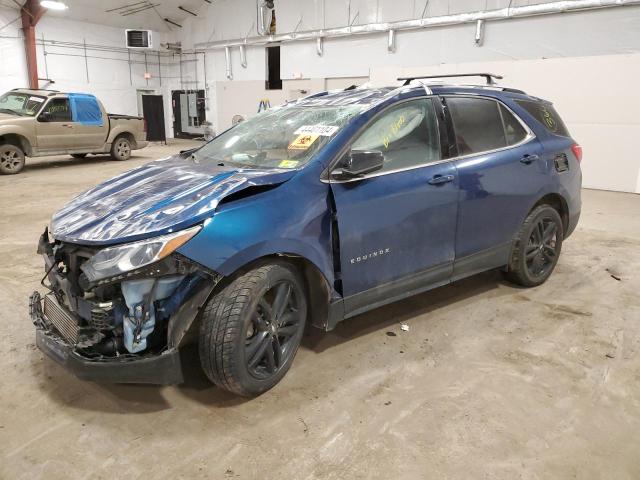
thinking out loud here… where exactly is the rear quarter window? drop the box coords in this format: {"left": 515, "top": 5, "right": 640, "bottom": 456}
{"left": 516, "top": 100, "right": 570, "bottom": 137}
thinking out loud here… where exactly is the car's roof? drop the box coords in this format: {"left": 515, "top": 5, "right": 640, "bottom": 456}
{"left": 294, "top": 82, "right": 539, "bottom": 109}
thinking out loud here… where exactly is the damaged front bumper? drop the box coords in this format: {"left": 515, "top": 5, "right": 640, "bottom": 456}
{"left": 31, "top": 291, "right": 184, "bottom": 384}
{"left": 31, "top": 228, "right": 219, "bottom": 385}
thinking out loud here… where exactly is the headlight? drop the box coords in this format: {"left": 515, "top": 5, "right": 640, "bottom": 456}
{"left": 81, "top": 225, "right": 201, "bottom": 282}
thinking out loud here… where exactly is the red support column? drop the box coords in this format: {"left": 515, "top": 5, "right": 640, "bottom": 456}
{"left": 20, "top": 0, "right": 46, "bottom": 89}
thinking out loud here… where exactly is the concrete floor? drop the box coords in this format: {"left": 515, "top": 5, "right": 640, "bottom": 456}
{"left": 1, "top": 141, "right": 639, "bottom": 479}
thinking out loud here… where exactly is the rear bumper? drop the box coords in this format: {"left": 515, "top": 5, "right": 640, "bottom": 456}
{"left": 135, "top": 140, "right": 149, "bottom": 149}
{"left": 565, "top": 209, "right": 581, "bottom": 238}
{"left": 31, "top": 292, "right": 183, "bottom": 385}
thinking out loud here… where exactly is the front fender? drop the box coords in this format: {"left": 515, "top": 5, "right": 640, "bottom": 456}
{"left": 176, "top": 166, "right": 335, "bottom": 289}
{"left": 0, "top": 125, "right": 34, "bottom": 153}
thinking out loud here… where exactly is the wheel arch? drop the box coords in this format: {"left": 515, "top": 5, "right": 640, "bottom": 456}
{"left": 109, "top": 129, "right": 137, "bottom": 148}
{"left": 0, "top": 133, "right": 33, "bottom": 156}
{"left": 174, "top": 252, "right": 334, "bottom": 349}
{"left": 530, "top": 192, "right": 569, "bottom": 234}
{"left": 219, "top": 253, "right": 333, "bottom": 331}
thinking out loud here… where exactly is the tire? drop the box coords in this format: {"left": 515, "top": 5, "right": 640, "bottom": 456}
{"left": 110, "top": 136, "right": 132, "bottom": 161}
{"left": 71, "top": 153, "right": 87, "bottom": 159}
{"left": 504, "top": 204, "right": 564, "bottom": 287}
{"left": 199, "top": 262, "right": 307, "bottom": 397}
{"left": 0, "top": 144, "right": 25, "bottom": 175}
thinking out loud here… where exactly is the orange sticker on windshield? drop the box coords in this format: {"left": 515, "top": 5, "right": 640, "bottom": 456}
{"left": 288, "top": 134, "right": 318, "bottom": 150}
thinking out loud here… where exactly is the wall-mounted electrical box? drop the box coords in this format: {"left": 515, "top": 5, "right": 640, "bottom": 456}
{"left": 125, "top": 29, "right": 153, "bottom": 49}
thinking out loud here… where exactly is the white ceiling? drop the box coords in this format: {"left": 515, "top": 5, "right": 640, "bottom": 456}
{"left": 40, "top": 0, "right": 211, "bottom": 31}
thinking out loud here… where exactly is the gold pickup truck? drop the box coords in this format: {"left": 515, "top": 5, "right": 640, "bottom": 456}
{"left": 0, "top": 89, "right": 148, "bottom": 174}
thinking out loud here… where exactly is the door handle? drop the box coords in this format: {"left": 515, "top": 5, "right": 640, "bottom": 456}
{"left": 428, "top": 174, "right": 455, "bottom": 185}
{"left": 520, "top": 154, "right": 539, "bottom": 165}
{"left": 61, "top": 124, "right": 74, "bottom": 128}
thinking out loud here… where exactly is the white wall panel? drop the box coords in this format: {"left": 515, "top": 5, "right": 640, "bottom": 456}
{"left": 0, "top": 7, "right": 28, "bottom": 94}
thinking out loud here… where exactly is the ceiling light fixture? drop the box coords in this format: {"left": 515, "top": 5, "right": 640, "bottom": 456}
{"left": 40, "top": 1, "right": 68, "bottom": 10}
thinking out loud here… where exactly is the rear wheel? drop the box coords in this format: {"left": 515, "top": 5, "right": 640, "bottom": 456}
{"left": 71, "top": 153, "right": 87, "bottom": 159}
{"left": 199, "top": 262, "right": 307, "bottom": 397}
{"left": 0, "top": 144, "right": 25, "bottom": 175}
{"left": 505, "top": 204, "right": 564, "bottom": 287}
{"left": 110, "top": 136, "right": 131, "bottom": 161}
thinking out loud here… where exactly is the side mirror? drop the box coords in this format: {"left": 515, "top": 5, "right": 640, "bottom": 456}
{"left": 38, "top": 111, "right": 52, "bottom": 122}
{"left": 338, "top": 150, "right": 385, "bottom": 178}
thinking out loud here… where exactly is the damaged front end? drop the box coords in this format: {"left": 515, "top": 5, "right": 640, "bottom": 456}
{"left": 30, "top": 227, "right": 219, "bottom": 384}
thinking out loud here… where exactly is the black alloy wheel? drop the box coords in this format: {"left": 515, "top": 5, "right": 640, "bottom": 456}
{"left": 199, "top": 262, "right": 307, "bottom": 396}
{"left": 245, "top": 280, "right": 303, "bottom": 379}
{"left": 525, "top": 216, "right": 559, "bottom": 279}
{"left": 505, "top": 204, "right": 564, "bottom": 287}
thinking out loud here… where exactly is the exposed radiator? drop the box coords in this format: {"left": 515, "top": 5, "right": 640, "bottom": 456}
{"left": 43, "top": 294, "right": 78, "bottom": 344}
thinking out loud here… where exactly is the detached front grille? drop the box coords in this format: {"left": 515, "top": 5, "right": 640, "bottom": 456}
{"left": 43, "top": 293, "right": 78, "bottom": 344}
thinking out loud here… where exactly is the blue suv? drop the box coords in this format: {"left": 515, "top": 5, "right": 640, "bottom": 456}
{"left": 30, "top": 74, "right": 582, "bottom": 396}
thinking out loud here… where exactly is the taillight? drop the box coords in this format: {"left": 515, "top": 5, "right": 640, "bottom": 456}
{"left": 571, "top": 143, "right": 582, "bottom": 163}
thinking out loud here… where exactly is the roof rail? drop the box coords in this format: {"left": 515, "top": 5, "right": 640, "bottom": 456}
{"left": 398, "top": 73, "right": 503, "bottom": 86}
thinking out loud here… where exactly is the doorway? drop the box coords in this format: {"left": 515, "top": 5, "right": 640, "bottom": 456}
{"left": 142, "top": 95, "right": 166, "bottom": 143}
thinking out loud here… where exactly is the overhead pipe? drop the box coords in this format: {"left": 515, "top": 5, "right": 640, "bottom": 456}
{"left": 196, "top": 0, "right": 640, "bottom": 50}
{"left": 224, "top": 46, "right": 233, "bottom": 79}
{"left": 239, "top": 42, "right": 247, "bottom": 67}
{"left": 256, "top": 0, "right": 267, "bottom": 36}
{"left": 474, "top": 19, "right": 484, "bottom": 46}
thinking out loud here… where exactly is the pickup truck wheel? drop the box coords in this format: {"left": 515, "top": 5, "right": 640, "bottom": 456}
{"left": 504, "top": 205, "right": 564, "bottom": 287}
{"left": 110, "top": 136, "right": 131, "bottom": 161}
{"left": 71, "top": 153, "right": 87, "bottom": 159}
{"left": 199, "top": 262, "right": 307, "bottom": 397}
{"left": 0, "top": 144, "right": 25, "bottom": 175}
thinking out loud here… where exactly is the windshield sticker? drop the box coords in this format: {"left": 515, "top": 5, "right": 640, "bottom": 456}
{"left": 29, "top": 96, "right": 45, "bottom": 103}
{"left": 278, "top": 160, "right": 299, "bottom": 168}
{"left": 288, "top": 134, "right": 319, "bottom": 150}
{"left": 294, "top": 125, "right": 339, "bottom": 136}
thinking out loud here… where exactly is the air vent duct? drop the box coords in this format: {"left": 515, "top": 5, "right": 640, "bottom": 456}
{"left": 125, "top": 29, "right": 153, "bottom": 49}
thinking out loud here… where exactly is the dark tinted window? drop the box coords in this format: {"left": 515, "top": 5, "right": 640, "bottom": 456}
{"left": 446, "top": 97, "right": 507, "bottom": 155}
{"left": 42, "top": 98, "right": 71, "bottom": 122}
{"left": 516, "top": 100, "right": 570, "bottom": 137}
{"left": 351, "top": 98, "right": 441, "bottom": 172}
{"left": 500, "top": 104, "right": 527, "bottom": 145}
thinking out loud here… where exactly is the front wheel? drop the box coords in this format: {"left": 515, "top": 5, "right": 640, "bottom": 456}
{"left": 110, "top": 136, "right": 131, "bottom": 161}
{"left": 199, "top": 262, "right": 307, "bottom": 397}
{"left": 504, "top": 204, "right": 564, "bottom": 287}
{"left": 0, "top": 144, "right": 25, "bottom": 175}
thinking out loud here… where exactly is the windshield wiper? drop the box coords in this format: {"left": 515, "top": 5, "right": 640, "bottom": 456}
{"left": 0, "top": 108, "right": 22, "bottom": 116}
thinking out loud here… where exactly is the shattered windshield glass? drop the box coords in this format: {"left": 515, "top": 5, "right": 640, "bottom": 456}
{"left": 191, "top": 104, "right": 364, "bottom": 169}
{"left": 0, "top": 92, "right": 46, "bottom": 116}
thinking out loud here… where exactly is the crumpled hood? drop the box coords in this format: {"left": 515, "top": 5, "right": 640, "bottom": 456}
{"left": 51, "top": 154, "right": 296, "bottom": 245}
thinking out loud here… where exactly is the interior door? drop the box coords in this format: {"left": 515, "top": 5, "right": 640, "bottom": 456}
{"left": 329, "top": 98, "right": 458, "bottom": 314}
{"left": 36, "top": 98, "right": 74, "bottom": 151}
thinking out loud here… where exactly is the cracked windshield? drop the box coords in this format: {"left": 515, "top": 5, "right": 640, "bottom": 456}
{"left": 191, "top": 104, "right": 364, "bottom": 169}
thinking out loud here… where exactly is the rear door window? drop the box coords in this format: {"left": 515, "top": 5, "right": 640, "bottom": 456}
{"left": 515, "top": 100, "right": 570, "bottom": 137}
{"left": 446, "top": 97, "right": 506, "bottom": 156}
{"left": 499, "top": 104, "right": 528, "bottom": 146}
{"left": 446, "top": 97, "right": 530, "bottom": 156}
